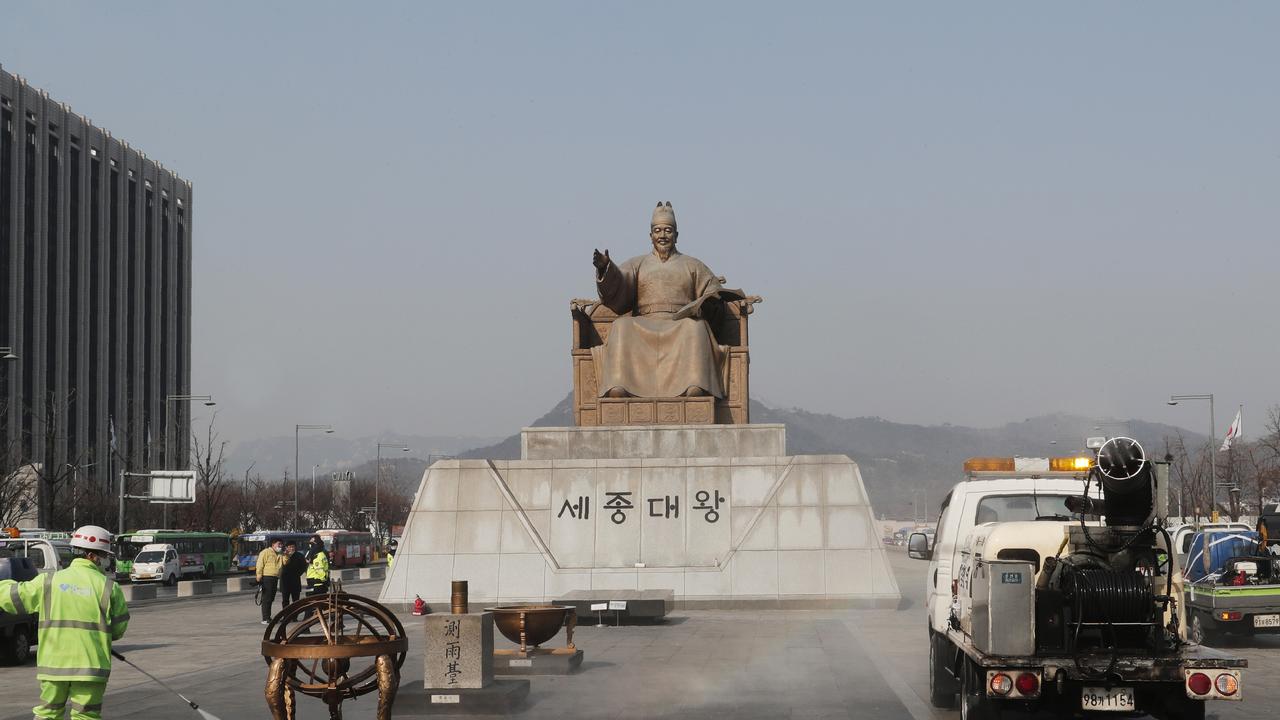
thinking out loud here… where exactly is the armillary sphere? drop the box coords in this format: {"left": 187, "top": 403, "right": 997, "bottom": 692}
{"left": 261, "top": 587, "right": 408, "bottom": 720}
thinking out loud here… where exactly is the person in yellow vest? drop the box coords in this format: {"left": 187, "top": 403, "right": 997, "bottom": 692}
{"left": 255, "top": 537, "right": 285, "bottom": 625}
{"left": 305, "top": 535, "right": 330, "bottom": 596}
{"left": 386, "top": 540, "right": 396, "bottom": 571}
{"left": 0, "top": 525, "right": 128, "bottom": 720}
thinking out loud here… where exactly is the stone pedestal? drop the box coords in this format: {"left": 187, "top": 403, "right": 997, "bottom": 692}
{"left": 382, "top": 425, "right": 900, "bottom": 609}
{"left": 493, "top": 648, "right": 584, "bottom": 675}
{"left": 391, "top": 680, "right": 530, "bottom": 716}
{"left": 522, "top": 423, "right": 786, "bottom": 460}
{"left": 408, "top": 613, "right": 528, "bottom": 715}
{"left": 423, "top": 612, "right": 493, "bottom": 689}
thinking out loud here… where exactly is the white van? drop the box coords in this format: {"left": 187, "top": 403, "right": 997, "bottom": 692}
{"left": 907, "top": 456, "right": 1098, "bottom": 707}
{"left": 129, "top": 543, "right": 185, "bottom": 585}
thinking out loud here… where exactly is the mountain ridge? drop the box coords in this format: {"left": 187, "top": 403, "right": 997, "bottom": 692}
{"left": 457, "top": 392, "right": 1204, "bottom": 516}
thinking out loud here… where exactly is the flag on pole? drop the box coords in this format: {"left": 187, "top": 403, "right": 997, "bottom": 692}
{"left": 109, "top": 415, "right": 118, "bottom": 452}
{"left": 1220, "top": 408, "right": 1243, "bottom": 452}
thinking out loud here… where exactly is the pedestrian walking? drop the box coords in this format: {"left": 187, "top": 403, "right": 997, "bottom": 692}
{"left": 256, "top": 537, "right": 285, "bottom": 624}
{"left": 0, "top": 525, "right": 129, "bottom": 720}
{"left": 305, "top": 535, "right": 330, "bottom": 596}
{"left": 280, "top": 540, "right": 307, "bottom": 611}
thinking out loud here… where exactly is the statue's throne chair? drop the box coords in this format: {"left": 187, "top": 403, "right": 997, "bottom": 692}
{"left": 569, "top": 292, "right": 762, "bottom": 426}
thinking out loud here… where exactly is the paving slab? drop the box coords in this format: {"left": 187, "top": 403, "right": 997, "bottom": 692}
{"left": 2, "top": 560, "right": 1274, "bottom": 719}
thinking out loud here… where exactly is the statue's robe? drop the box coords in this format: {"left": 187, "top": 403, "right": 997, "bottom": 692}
{"left": 594, "top": 249, "right": 726, "bottom": 398}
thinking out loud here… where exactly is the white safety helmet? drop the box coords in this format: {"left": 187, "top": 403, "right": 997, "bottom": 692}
{"left": 70, "top": 525, "right": 115, "bottom": 555}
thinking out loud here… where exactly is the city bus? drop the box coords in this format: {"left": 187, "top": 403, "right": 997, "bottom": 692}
{"left": 314, "top": 529, "right": 375, "bottom": 568}
{"left": 114, "top": 530, "right": 234, "bottom": 578}
{"left": 233, "top": 531, "right": 311, "bottom": 572}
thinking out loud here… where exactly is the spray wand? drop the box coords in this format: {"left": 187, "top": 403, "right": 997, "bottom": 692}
{"left": 111, "top": 650, "right": 223, "bottom": 720}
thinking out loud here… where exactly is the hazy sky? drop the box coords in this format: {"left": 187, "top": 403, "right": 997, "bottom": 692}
{"left": 3, "top": 3, "right": 1277, "bottom": 446}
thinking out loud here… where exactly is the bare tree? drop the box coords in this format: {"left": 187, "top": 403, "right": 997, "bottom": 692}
{"left": 1166, "top": 431, "right": 1215, "bottom": 521}
{"left": 230, "top": 463, "right": 261, "bottom": 532}
{"left": 0, "top": 399, "right": 36, "bottom": 528}
{"left": 188, "top": 412, "right": 231, "bottom": 532}
{"left": 23, "top": 390, "right": 90, "bottom": 529}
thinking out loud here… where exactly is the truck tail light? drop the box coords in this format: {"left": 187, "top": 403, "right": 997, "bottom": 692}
{"left": 1187, "top": 672, "right": 1212, "bottom": 696}
{"left": 1216, "top": 610, "right": 1242, "bottom": 622}
{"left": 989, "top": 673, "right": 1012, "bottom": 696}
{"left": 1015, "top": 672, "right": 1039, "bottom": 696}
{"left": 1215, "top": 673, "right": 1239, "bottom": 696}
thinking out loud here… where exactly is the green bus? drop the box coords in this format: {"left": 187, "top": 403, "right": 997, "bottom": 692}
{"left": 114, "top": 530, "right": 234, "bottom": 578}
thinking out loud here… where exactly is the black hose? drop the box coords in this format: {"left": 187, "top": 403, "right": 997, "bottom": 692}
{"left": 1064, "top": 567, "right": 1152, "bottom": 679}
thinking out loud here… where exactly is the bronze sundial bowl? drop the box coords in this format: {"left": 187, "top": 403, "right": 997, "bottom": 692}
{"left": 484, "top": 604, "right": 577, "bottom": 655}
{"left": 262, "top": 588, "right": 408, "bottom": 720}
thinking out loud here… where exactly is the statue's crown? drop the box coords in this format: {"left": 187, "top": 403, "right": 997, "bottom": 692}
{"left": 651, "top": 201, "right": 676, "bottom": 228}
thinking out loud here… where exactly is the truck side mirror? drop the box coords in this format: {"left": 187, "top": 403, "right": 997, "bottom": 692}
{"left": 908, "top": 532, "right": 932, "bottom": 560}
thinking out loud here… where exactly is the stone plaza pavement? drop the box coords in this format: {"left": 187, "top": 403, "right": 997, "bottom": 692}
{"left": 1, "top": 557, "right": 1277, "bottom": 719}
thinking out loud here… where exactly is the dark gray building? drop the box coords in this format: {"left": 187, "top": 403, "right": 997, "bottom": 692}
{"left": 0, "top": 65, "right": 192, "bottom": 495}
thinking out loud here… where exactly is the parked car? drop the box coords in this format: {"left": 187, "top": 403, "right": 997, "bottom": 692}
{"left": 0, "top": 556, "right": 38, "bottom": 665}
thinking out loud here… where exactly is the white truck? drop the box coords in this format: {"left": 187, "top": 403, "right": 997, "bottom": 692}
{"left": 0, "top": 537, "right": 72, "bottom": 575}
{"left": 909, "top": 443, "right": 1247, "bottom": 719}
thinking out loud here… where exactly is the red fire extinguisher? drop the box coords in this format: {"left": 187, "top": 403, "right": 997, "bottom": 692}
{"left": 412, "top": 595, "right": 426, "bottom": 616}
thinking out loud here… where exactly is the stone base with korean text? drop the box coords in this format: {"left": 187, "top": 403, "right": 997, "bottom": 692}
{"left": 423, "top": 612, "right": 493, "bottom": 689}
{"left": 381, "top": 426, "right": 900, "bottom": 608}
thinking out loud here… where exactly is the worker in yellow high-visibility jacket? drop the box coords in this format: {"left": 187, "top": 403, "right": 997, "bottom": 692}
{"left": 0, "top": 525, "right": 129, "bottom": 720}
{"left": 305, "top": 535, "right": 331, "bottom": 596}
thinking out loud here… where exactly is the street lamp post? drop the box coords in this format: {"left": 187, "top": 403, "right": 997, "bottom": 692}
{"left": 375, "top": 442, "right": 409, "bottom": 541}
{"left": 68, "top": 461, "right": 97, "bottom": 528}
{"left": 161, "top": 394, "right": 214, "bottom": 529}
{"left": 295, "top": 424, "right": 334, "bottom": 530}
{"left": 311, "top": 463, "right": 322, "bottom": 522}
{"left": 1169, "top": 394, "right": 1216, "bottom": 515}
{"left": 163, "top": 394, "right": 216, "bottom": 470}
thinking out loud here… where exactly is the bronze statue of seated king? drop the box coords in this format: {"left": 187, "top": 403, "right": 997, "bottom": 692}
{"left": 570, "top": 202, "right": 760, "bottom": 426}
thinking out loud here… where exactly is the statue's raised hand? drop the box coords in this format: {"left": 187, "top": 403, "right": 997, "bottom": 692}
{"left": 593, "top": 248, "right": 611, "bottom": 273}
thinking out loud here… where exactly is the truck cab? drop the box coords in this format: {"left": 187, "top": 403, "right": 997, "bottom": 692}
{"left": 911, "top": 457, "right": 1097, "bottom": 641}
{"left": 0, "top": 537, "right": 72, "bottom": 576}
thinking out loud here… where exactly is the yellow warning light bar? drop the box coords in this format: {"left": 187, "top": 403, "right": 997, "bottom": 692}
{"left": 1049, "top": 456, "right": 1093, "bottom": 472}
{"left": 964, "top": 457, "right": 1094, "bottom": 474}
{"left": 964, "top": 458, "right": 1016, "bottom": 473}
